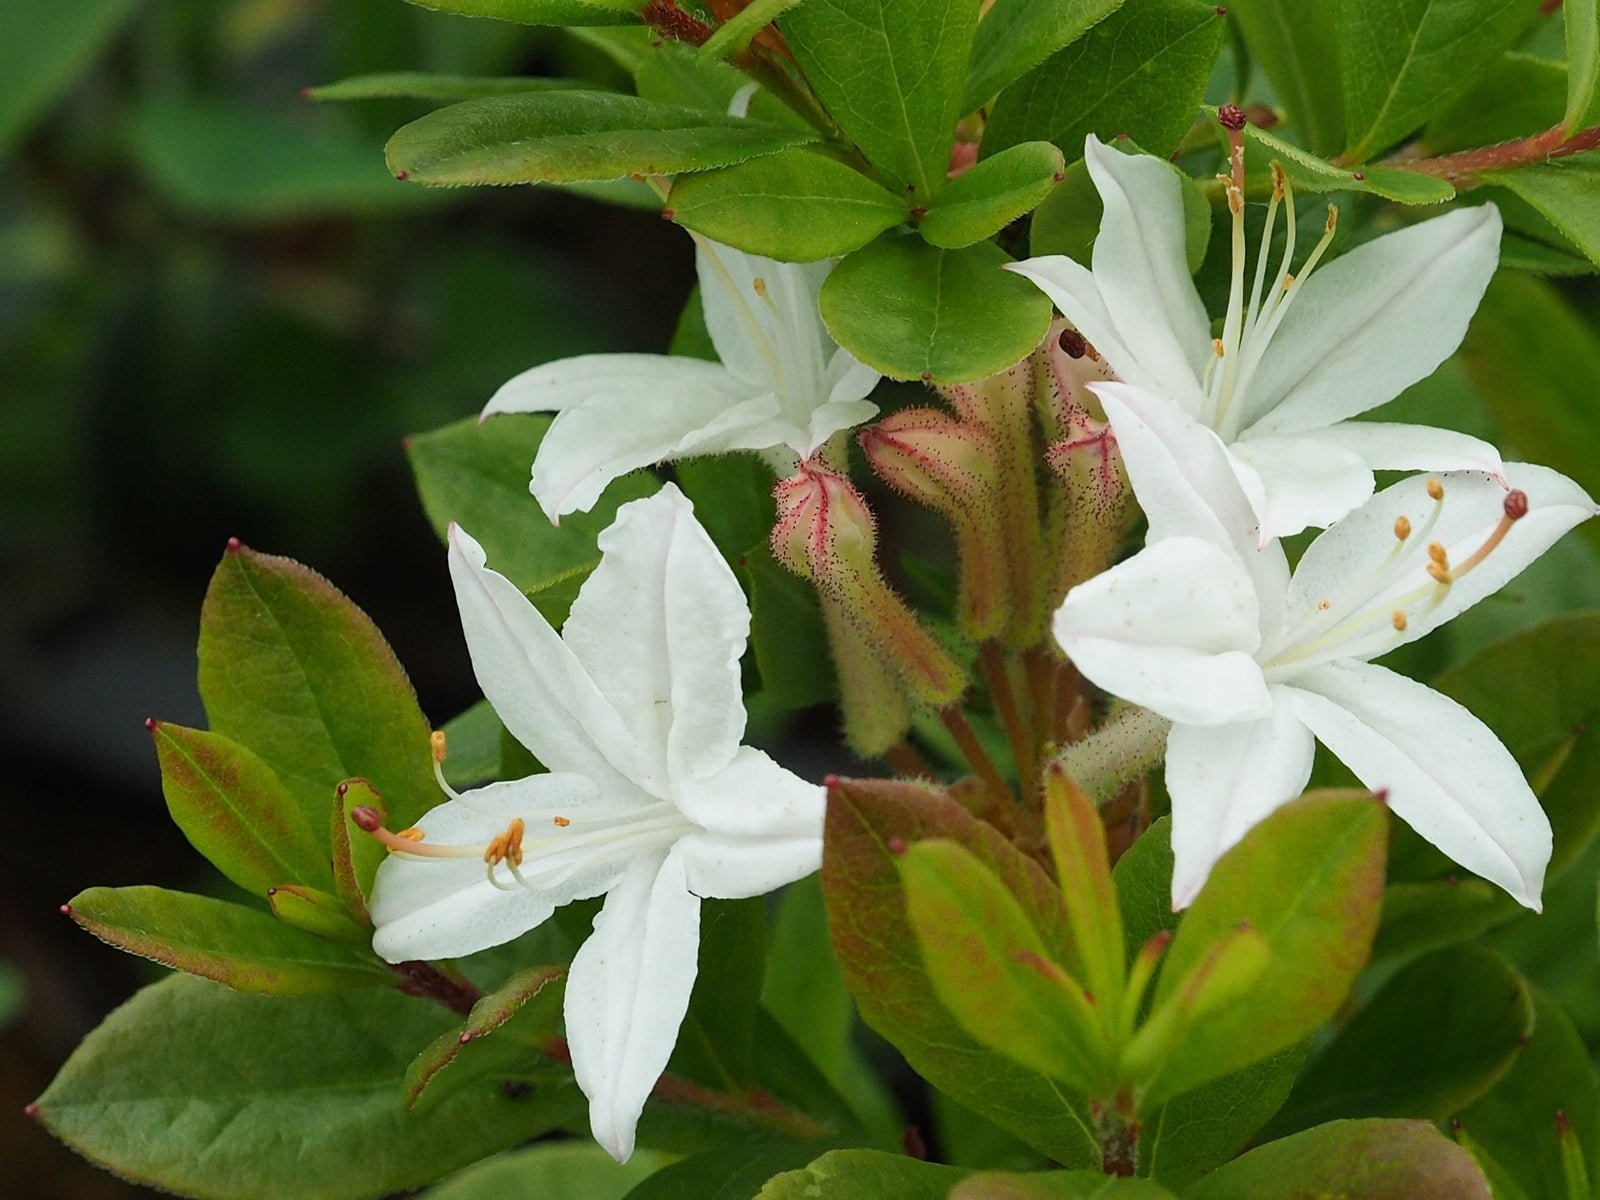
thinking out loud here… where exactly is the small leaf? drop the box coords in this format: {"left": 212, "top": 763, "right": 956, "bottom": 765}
{"left": 149, "top": 721, "right": 325, "bottom": 895}
{"left": 964, "top": 0, "right": 1128, "bottom": 110}
{"left": 1235, "top": 117, "right": 1457, "bottom": 204}
{"left": 1569, "top": 0, "right": 1600, "bottom": 132}
{"left": 1042, "top": 765, "right": 1123, "bottom": 1008}
{"left": 307, "top": 73, "right": 591, "bottom": 102}
{"left": 1223, "top": 0, "right": 1345, "bottom": 156}
{"left": 919, "top": 141, "right": 1065, "bottom": 249}
{"left": 332, "top": 778, "right": 390, "bottom": 922}
{"left": 1482, "top": 155, "right": 1600, "bottom": 270}
{"left": 267, "top": 885, "right": 373, "bottom": 947}
{"left": 756, "top": 1149, "right": 970, "bottom": 1198}
{"left": 387, "top": 91, "right": 817, "bottom": 186}
{"left": 820, "top": 233, "right": 1053, "bottom": 383}
{"left": 66, "top": 886, "right": 390, "bottom": 995}
{"left": 1185, "top": 1119, "right": 1491, "bottom": 1200}
{"left": 402, "top": 0, "right": 640, "bottom": 24}
{"left": 667, "top": 147, "right": 909, "bottom": 261}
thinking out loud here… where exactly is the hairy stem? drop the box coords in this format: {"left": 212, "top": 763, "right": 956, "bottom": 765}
{"left": 1393, "top": 122, "right": 1600, "bottom": 186}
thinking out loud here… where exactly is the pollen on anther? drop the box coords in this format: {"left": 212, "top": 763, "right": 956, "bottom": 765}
{"left": 1504, "top": 489, "right": 1529, "bottom": 520}
{"left": 552, "top": 815, "right": 571, "bottom": 827}
{"left": 1427, "top": 542, "right": 1449, "bottom": 568}
{"left": 1316, "top": 598, "right": 1330, "bottom": 611}
{"left": 1392, "top": 611, "right": 1408, "bottom": 632}
{"left": 1426, "top": 478, "right": 1445, "bottom": 501}
{"left": 752, "top": 277, "right": 767, "bottom": 297}
{"left": 1211, "top": 337, "right": 1225, "bottom": 357}
{"left": 397, "top": 827, "right": 425, "bottom": 842}
{"left": 431, "top": 730, "right": 448, "bottom": 764}
{"left": 1394, "top": 515, "right": 1412, "bottom": 541}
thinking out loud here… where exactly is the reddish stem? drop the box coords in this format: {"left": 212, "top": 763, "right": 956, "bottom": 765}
{"left": 1398, "top": 123, "right": 1600, "bottom": 186}
{"left": 940, "top": 706, "right": 1014, "bottom": 806}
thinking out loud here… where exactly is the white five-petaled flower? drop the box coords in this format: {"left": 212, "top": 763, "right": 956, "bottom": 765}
{"left": 484, "top": 236, "right": 881, "bottom": 522}
{"left": 1053, "top": 385, "right": 1597, "bottom": 910}
{"left": 366, "top": 485, "right": 825, "bottom": 1163}
{"left": 1010, "top": 134, "right": 1507, "bottom": 540}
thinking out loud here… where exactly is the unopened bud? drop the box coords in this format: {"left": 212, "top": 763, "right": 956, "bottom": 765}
{"left": 1218, "top": 103, "right": 1248, "bottom": 131}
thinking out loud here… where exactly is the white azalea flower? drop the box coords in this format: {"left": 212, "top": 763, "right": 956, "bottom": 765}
{"left": 1054, "top": 385, "right": 1597, "bottom": 910}
{"left": 484, "top": 236, "right": 881, "bottom": 521}
{"left": 1010, "top": 133, "right": 1506, "bottom": 539}
{"left": 366, "top": 485, "right": 824, "bottom": 1162}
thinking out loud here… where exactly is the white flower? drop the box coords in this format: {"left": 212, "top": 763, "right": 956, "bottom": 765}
{"left": 367, "top": 484, "right": 824, "bottom": 1162}
{"left": 1010, "top": 134, "right": 1506, "bottom": 540}
{"left": 1053, "top": 385, "right": 1597, "bottom": 910}
{"left": 484, "top": 236, "right": 881, "bottom": 521}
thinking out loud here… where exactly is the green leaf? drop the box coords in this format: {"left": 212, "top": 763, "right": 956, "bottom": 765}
{"left": 35, "top": 974, "right": 585, "bottom": 1200}
{"left": 820, "top": 233, "right": 1053, "bottom": 383}
{"left": 65, "top": 886, "right": 390, "bottom": 995}
{"left": 920, "top": 141, "right": 1065, "bottom": 249}
{"left": 634, "top": 40, "right": 806, "bottom": 128}
{"left": 307, "top": 73, "right": 592, "bottom": 102}
{"left": 148, "top": 721, "right": 326, "bottom": 895}
{"left": 1371, "top": 877, "right": 1507, "bottom": 961}
{"left": 756, "top": 1149, "right": 970, "bottom": 1198}
{"left": 332, "top": 778, "right": 390, "bottom": 922}
{"left": 402, "top": 0, "right": 640, "bottom": 24}
{"left": 1482, "top": 155, "right": 1600, "bottom": 269}
{"left": 1569, "top": 0, "right": 1600, "bottom": 131}
{"left": 1236, "top": 117, "right": 1457, "bottom": 204}
{"left": 1224, "top": 0, "right": 1345, "bottom": 155}
{"left": 1337, "top": 0, "right": 1532, "bottom": 163}
{"left": 387, "top": 91, "right": 816, "bottom": 186}
{"left": 197, "top": 542, "right": 438, "bottom": 831}
{"left": 1422, "top": 53, "right": 1567, "bottom": 155}
{"left": 983, "top": 0, "right": 1226, "bottom": 164}
{"left": 780, "top": 0, "right": 979, "bottom": 197}
{"left": 672, "top": 453, "right": 772, "bottom": 557}
{"left": 1501, "top": 232, "right": 1597, "bottom": 277}
{"left": 964, "top": 0, "right": 1128, "bottom": 110}
{"left": 623, "top": 1137, "right": 826, "bottom": 1200}
{"left": 667, "top": 148, "right": 909, "bottom": 261}
{"left": 1041, "top": 765, "right": 1123, "bottom": 1011}
{"left": 950, "top": 1171, "right": 1175, "bottom": 1198}
{"left": 901, "top": 839, "right": 1106, "bottom": 1091}
{"left": 267, "top": 885, "right": 373, "bottom": 947}
{"left": 0, "top": 0, "right": 139, "bottom": 156}
{"left": 699, "top": 0, "right": 805, "bottom": 61}
{"left": 1459, "top": 988, "right": 1600, "bottom": 1200}
{"left": 1113, "top": 816, "right": 1179, "bottom": 959}
{"left": 430, "top": 1142, "right": 666, "bottom": 1199}
{"left": 1184, "top": 1119, "right": 1491, "bottom": 1200}
{"left": 1147, "top": 792, "right": 1386, "bottom": 1102}
{"left": 128, "top": 99, "right": 429, "bottom": 222}
{"left": 743, "top": 544, "right": 837, "bottom": 709}
{"left": 672, "top": 899, "right": 766, "bottom": 1090}
{"left": 821, "top": 777, "right": 1098, "bottom": 1166}
{"left": 407, "top": 413, "right": 659, "bottom": 618}
{"left": 1265, "top": 945, "right": 1534, "bottom": 1137}
{"left": 441, "top": 700, "right": 508, "bottom": 786}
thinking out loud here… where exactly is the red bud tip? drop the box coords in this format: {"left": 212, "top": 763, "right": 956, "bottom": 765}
{"left": 336, "top": 781, "right": 350, "bottom": 798}
{"left": 143, "top": 717, "right": 158, "bottom": 731}
{"left": 1051, "top": 170, "right": 1064, "bottom": 182}
{"left": 23, "top": 1103, "right": 39, "bottom": 1119}
{"left": 59, "top": 904, "right": 72, "bottom": 916}
{"left": 1352, "top": 171, "right": 1365, "bottom": 181}
{"left": 1218, "top": 104, "right": 1248, "bottom": 131}
{"left": 1373, "top": 787, "right": 1390, "bottom": 806}
{"left": 887, "top": 835, "right": 908, "bottom": 856}
{"left": 1504, "top": 489, "right": 1529, "bottom": 520}
{"left": 226, "top": 537, "right": 242, "bottom": 553}
{"left": 393, "top": 170, "right": 409, "bottom": 181}
{"left": 459, "top": 1032, "right": 473, "bottom": 1045}
{"left": 351, "top": 806, "right": 383, "bottom": 832}
{"left": 1058, "top": 328, "right": 1088, "bottom": 358}
{"left": 660, "top": 209, "right": 675, "bottom": 221}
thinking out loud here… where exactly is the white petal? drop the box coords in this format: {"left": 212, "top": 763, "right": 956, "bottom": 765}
{"left": 695, "top": 237, "right": 833, "bottom": 396}
{"left": 449, "top": 525, "right": 641, "bottom": 787}
{"left": 675, "top": 828, "right": 822, "bottom": 899}
{"left": 1053, "top": 536, "right": 1273, "bottom": 726}
{"left": 673, "top": 745, "right": 825, "bottom": 841}
{"left": 1166, "top": 695, "right": 1316, "bottom": 909}
{"left": 826, "top": 346, "right": 883, "bottom": 407}
{"left": 369, "top": 773, "right": 612, "bottom": 962}
{"left": 1240, "top": 205, "right": 1502, "bottom": 437}
{"left": 524, "top": 363, "right": 755, "bottom": 519}
{"left": 1287, "top": 660, "right": 1550, "bottom": 909}
{"left": 1299, "top": 420, "right": 1507, "bottom": 479}
{"left": 563, "top": 486, "right": 749, "bottom": 792}
{"left": 484, "top": 353, "right": 736, "bottom": 420}
{"left": 566, "top": 852, "right": 701, "bottom": 1163}
{"left": 1082, "top": 136, "right": 1211, "bottom": 412}
{"left": 1004, "top": 255, "right": 1144, "bottom": 388}
{"left": 1228, "top": 435, "right": 1375, "bottom": 539}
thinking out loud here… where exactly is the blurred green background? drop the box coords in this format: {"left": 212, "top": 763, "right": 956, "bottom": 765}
{"left": 1, "top": 3, "right": 694, "bottom": 1193}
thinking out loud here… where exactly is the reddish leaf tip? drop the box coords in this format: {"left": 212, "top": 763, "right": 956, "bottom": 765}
{"left": 394, "top": 170, "right": 410, "bottom": 181}
{"left": 23, "top": 1103, "right": 39, "bottom": 1119}
{"left": 298, "top": 86, "right": 313, "bottom": 99}
{"left": 1517, "top": 1033, "right": 1532, "bottom": 1045}
{"left": 336, "top": 781, "right": 350, "bottom": 798}
{"left": 920, "top": 371, "right": 932, "bottom": 381}
{"left": 226, "top": 536, "right": 242, "bottom": 553}
{"left": 1450, "top": 1117, "right": 1464, "bottom": 1133}
{"left": 1214, "top": 4, "right": 1226, "bottom": 12}
{"left": 822, "top": 773, "right": 841, "bottom": 790}
{"left": 459, "top": 1031, "right": 473, "bottom": 1045}
{"left": 1557, "top": 1110, "right": 1573, "bottom": 1133}
{"left": 267, "top": 887, "right": 278, "bottom": 897}
{"left": 1373, "top": 787, "right": 1390, "bottom": 806}
{"left": 660, "top": 208, "right": 675, "bottom": 220}
{"left": 58, "top": 903, "right": 71, "bottom": 916}
{"left": 351, "top": 805, "right": 383, "bottom": 832}
{"left": 143, "top": 717, "right": 159, "bottom": 731}
{"left": 887, "top": 835, "right": 908, "bottom": 855}
{"left": 1352, "top": 171, "right": 1366, "bottom": 181}
{"left": 1051, "top": 170, "right": 1064, "bottom": 182}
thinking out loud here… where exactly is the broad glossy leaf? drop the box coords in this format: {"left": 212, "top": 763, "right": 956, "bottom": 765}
{"left": 1459, "top": 988, "right": 1600, "bottom": 1200}
{"left": 308, "top": 73, "right": 590, "bottom": 102}
{"left": 1501, "top": 232, "right": 1596, "bottom": 277}
{"left": 1112, "top": 816, "right": 1178, "bottom": 959}
{"left": 430, "top": 1142, "right": 664, "bottom": 1199}
{"left": 950, "top": 1172, "right": 1175, "bottom": 1198}
{"left": 1482, "top": 155, "right": 1600, "bottom": 269}
{"left": 0, "top": 0, "right": 138, "bottom": 155}
{"left": 149, "top": 721, "right": 325, "bottom": 894}
{"left": 1422, "top": 53, "right": 1567, "bottom": 154}
{"left": 197, "top": 542, "right": 437, "bottom": 831}
{"left": 1569, "top": 0, "right": 1600, "bottom": 131}
{"left": 821, "top": 234, "right": 1052, "bottom": 382}
{"left": 1236, "top": 118, "right": 1456, "bottom": 204}
{"left": 66, "top": 886, "right": 390, "bottom": 995}
{"left": 964, "top": 0, "right": 1127, "bottom": 110}
{"left": 1224, "top": 0, "right": 1345, "bottom": 155}
{"left": 407, "top": 413, "right": 658, "bottom": 618}
{"left": 1147, "top": 793, "right": 1386, "bottom": 1101}
{"left": 1371, "top": 877, "right": 1507, "bottom": 961}
{"left": 1338, "top": 0, "right": 1531, "bottom": 162}
{"left": 35, "top": 974, "right": 585, "bottom": 1200}
{"left": 983, "top": 0, "right": 1225, "bottom": 164}
{"left": 1264, "top": 945, "right": 1533, "bottom": 1137}
{"left": 780, "top": 0, "right": 979, "bottom": 197}
{"left": 402, "top": 0, "right": 640, "bottom": 24}
{"left": 671, "top": 899, "right": 765, "bottom": 1090}
{"left": 667, "top": 148, "right": 909, "bottom": 261}
{"left": 1185, "top": 1119, "right": 1491, "bottom": 1200}
{"left": 920, "top": 141, "right": 1065, "bottom": 249}
{"left": 822, "top": 777, "right": 1098, "bottom": 1165}
{"left": 756, "top": 1149, "right": 969, "bottom": 1198}
{"left": 634, "top": 40, "right": 807, "bottom": 128}
{"left": 387, "top": 91, "right": 816, "bottom": 186}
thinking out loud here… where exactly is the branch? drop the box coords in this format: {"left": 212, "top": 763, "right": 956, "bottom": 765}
{"left": 1393, "top": 122, "right": 1600, "bottom": 187}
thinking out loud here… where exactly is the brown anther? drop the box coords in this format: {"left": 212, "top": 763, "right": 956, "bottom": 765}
{"left": 430, "top": 730, "right": 448, "bottom": 764}
{"left": 1504, "top": 489, "right": 1529, "bottom": 520}
{"left": 1058, "top": 328, "right": 1088, "bottom": 358}
{"left": 1427, "top": 542, "right": 1449, "bottom": 568}
{"left": 1392, "top": 610, "right": 1408, "bottom": 632}
{"left": 351, "top": 805, "right": 383, "bottom": 832}
{"left": 1317, "top": 598, "right": 1331, "bottom": 611}
{"left": 397, "top": 827, "right": 425, "bottom": 843}
{"left": 1281, "top": 273, "right": 1296, "bottom": 289}
{"left": 1218, "top": 103, "right": 1248, "bottom": 131}
{"left": 1394, "top": 515, "right": 1412, "bottom": 541}
{"left": 552, "top": 815, "right": 571, "bottom": 828}
{"left": 484, "top": 819, "right": 526, "bottom": 867}
{"left": 1426, "top": 478, "right": 1445, "bottom": 501}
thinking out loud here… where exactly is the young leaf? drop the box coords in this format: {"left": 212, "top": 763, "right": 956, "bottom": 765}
{"left": 267, "top": 885, "right": 373, "bottom": 947}
{"left": 1481, "top": 156, "right": 1600, "bottom": 270}
{"left": 1235, "top": 117, "right": 1456, "bottom": 204}
{"left": 983, "top": 0, "right": 1226, "bottom": 164}
{"left": 386, "top": 91, "right": 816, "bottom": 186}
{"left": 402, "top": 0, "right": 640, "bottom": 25}
{"left": 919, "top": 141, "right": 1065, "bottom": 249}
{"left": 1262, "top": 945, "right": 1534, "bottom": 1137}
{"left": 1184, "top": 1119, "right": 1491, "bottom": 1200}
{"left": 666, "top": 148, "right": 909, "bottom": 261}
{"left": 1569, "top": 0, "right": 1600, "bottom": 132}
{"left": 65, "top": 886, "right": 390, "bottom": 995}
{"left": 1223, "top": 0, "right": 1345, "bottom": 156}
{"left": 1337, "top": 0, "right": 1532, "bottom": 163}
{"left": 780, "top": 0, "right": 979, "bottom": 198}
{"left": 196, "top": 542, "right": 437, "bottom": 830}
{"left": 307, "top": 73, "right": 590, "bottom": 102}
{"left": 0, "top": 0, "right": 138, "bottom": 156}
{"left": 332, "top": 778, "right": 390, "bottom": 922}
{"left": 34, "top": 974, "right": 586, "bottom": 1200}
{"left": 757, "top": 1149, "right": 970, "bottom": 1198}
{"left": 820, "top": 233, "right": 1053, "bottom": 383}
{"left": 148, "top": 720, "right": 326, "bottom": 895}
{"left": 1042, "top": 765, "right": 1123, "bottom": 1009}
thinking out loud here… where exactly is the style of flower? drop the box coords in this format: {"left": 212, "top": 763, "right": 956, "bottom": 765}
{"left": 365, "top": 485, "right": 825, "bottom": 1162}
{"left": 1010, "top": 132, "right": 1506, "bottom": 540}
{"left": 483, "top": 236, "right": 881, "bottom": 521}
{"left": 1053, "top": 384, "right": 1597, "bottom": 910}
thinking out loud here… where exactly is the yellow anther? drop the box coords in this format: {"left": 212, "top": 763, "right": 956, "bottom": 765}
{"left": 484, "top": 818, "right": 526, "bottom": 868}
{"left": 1324, "top": 204, "right": 1338, "bottom": 235}
{"left": 1426, "top": 478, "right": 1445, "bottom": 501}
{"left": 430, "top": 730, "right": 447, "bottom": 764}
{"left": 1282, "top": 273, "right": 1295, "bottom": 290}
{"left": 1392, "top": 611, "right": 1408, "bottom": 632}
{"left": 1394, "top": 515, "right": 1412, "bottom": 541}
{"left": 553, "top": 815, "right": 571, "bottom": 828}
{"left": 1270, "top": 162, "right": 1287, "bottom": 197}
{"left": 397, "top": 827, "right": 425, "bottom": 842}
{"left": 752, "top": 276, "right": 767, "bottom": 297}
{"left": 1427, "top": 542, "right": 1449, "bottom": 568}
{"left": 1317, "top": 598, "right": 1331, "bottom": 611}
{"left": 1212, "top": 337, "right": 1225, "bottom": 358}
